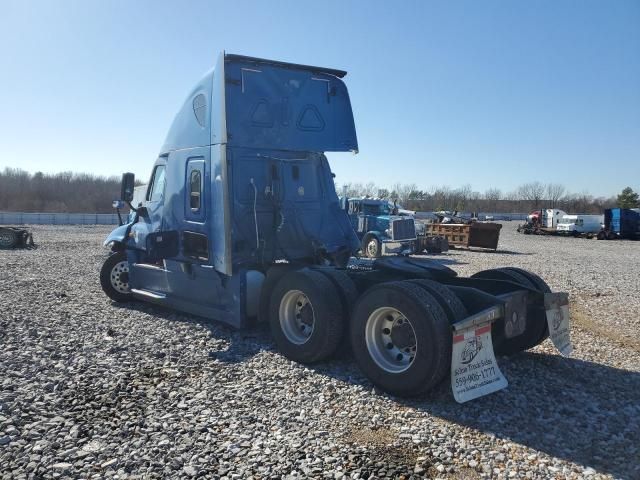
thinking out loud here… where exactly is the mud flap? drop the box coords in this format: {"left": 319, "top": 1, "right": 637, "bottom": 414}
{"left": 451, "top": 321, "right": 508, "bottom": 403}
{"left": 544, "top": 292, "right": 572, "bottom": 356}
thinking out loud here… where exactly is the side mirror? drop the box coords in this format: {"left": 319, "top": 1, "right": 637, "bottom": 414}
{"left": 121, "top": 172, "right": 135, "bottom": 203}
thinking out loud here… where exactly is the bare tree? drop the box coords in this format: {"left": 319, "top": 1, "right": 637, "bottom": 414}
{"left": 484, "top": 188, "right": 502, "bottom": 211}
{"left": 363, "top": 182, "right": 377, "bottom": 197}
{"left": 546, "top": 183, "right": 566, "bottom": 207}
{"left": 517, "top": 182, "right": 546, "bottom": 209}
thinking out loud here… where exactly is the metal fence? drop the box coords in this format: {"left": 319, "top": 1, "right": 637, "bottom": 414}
{"left": 477, "top": 213, "right": 529, "bottom": 221}
{"left": 0, "top": 211, "right": 528, "bottom": 226}
{"left": 0, "top": 212, "right": 120, "bottom": 225}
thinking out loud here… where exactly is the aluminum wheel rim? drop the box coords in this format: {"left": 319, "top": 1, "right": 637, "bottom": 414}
{"left": 279, "top": 290, "right": 315, "bottom": 345}
{"left": 365, "top": 307, "right": 417, "bottom": 373}
{"left": 110, "top": 260, "right": 130, "bottom": 294}
{"left": 367, "top": 239, "right": 378, "bottom": 257}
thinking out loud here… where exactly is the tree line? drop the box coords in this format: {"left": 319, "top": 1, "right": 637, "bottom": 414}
{"left": 340, "top": 181, "right": 639, "bottom": 214}
{"left": 0, "top": 168, "right": 122, "bottom": 213}
{"left": 0, "top": 168, "right": 637, "bottom": 214}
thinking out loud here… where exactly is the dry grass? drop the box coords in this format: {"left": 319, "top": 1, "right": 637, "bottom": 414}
{"left": 570, "top": 301, "right": 640, "bottom": 353}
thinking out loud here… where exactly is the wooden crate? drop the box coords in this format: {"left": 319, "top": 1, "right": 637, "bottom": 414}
{"left": 425, "top": 224, "right": 470, "bottom": 246}
{"left": 424, "top": 223, "right": 502, "bottom": 250}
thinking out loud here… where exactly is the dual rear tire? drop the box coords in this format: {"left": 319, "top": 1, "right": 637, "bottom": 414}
{"left": 268, "top": 269, "right": 347, "bottom": 363}
{"left": 268, "top": 266, "right": 553, "bottom": 396}
{"left": 269, "top": 270, "right": 457, "bottom": 396}
{"left": 471, "top": 267, "right": 551, "bottom": 355}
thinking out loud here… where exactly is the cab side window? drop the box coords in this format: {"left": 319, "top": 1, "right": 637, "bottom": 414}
{"left": 147, "top": 165, "right": 166, "bottom": 202}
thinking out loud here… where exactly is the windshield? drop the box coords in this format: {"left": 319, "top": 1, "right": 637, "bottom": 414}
{"left": 363, "top": 203, "right": 391, "bottom": 216}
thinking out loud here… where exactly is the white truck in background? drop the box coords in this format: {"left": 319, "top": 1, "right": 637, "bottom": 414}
{"left": 556, "top": 214, "right": 604, "bottom": 237}
{"left": 527, "top": 209, "right": 568, "bottom": 229}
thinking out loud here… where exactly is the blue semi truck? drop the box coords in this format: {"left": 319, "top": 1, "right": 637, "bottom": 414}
{"left": 100, "top": 53, "right": 569, "bottom": 399}
{"left": 344, "top": 197, "right": 416, "bottom": 257}
{"left": 597, "top": 208, "right": 640, "bottom": 240}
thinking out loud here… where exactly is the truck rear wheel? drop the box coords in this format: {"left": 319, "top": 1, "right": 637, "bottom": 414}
{"left": 501, "top": 267, "right": 552, "bottom": 345}
{"left": 471, "top": 268, "right": 547, "bottom": 355}
{"left": 408, "top": 279, "right": 468, "bottom": 324}
{"left": 312, "top": 268, "right": 358, "bottom": 316}
{"left": 269, "top": 269, "right": 345, "bottom": 363}
{"left": 100, "top": 251, "right": 132, "bottom": 302}
{"left": 350, "top": 281, "right": 451, "bottom": 396}
{"left": 313, "top": 267, "right": 359, "bottom": 358}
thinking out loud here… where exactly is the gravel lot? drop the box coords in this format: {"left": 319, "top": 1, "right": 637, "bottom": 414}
{"left": 1, "top": 224, "right": 638, "bottom": 479}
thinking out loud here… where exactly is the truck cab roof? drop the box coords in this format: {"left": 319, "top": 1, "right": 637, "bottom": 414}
{"left": 161, "top": 52, "right": 358, "bottom": 155}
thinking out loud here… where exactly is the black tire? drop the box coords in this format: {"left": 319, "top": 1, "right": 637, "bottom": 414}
{"left": 470, "top": 268, "right": 546, "bottom": 356}
{"left": 312, "top": 268, "right": 358, "bottom": 316}
{"left": 100, "top": 251, "right": 132, "bottom": 302}
{"left": 0, "top": 229, "right": 18, "bottom": 249}
{"left": 313, "top": 267, "right": 359, "bottom": 358}
{"left": 502, "top": 267, "right": 551, "bottom": 293}
{"left": 596, "top": 230, "right": 606, "bottom": 240}
{"left": 350, "top": 281, "right": 451, "bottom": 397}
{"left": 408, "top": 279, "right": 468, "bottom": 324}
{"left": 607, "top": 231, "right": 617, "bottom": 240}
{"left": 258, "top": 264, "right": 301, "bottom": 324}
{"left": 501, "top": 267, "right": 552, "bottom": 344}
{"left": 269, "top": 269, "right": 345, "bottom": 364}
{"left": 362, "top": 234, "right": 382, "bottom": 258}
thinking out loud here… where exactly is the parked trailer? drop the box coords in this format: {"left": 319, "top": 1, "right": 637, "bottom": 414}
{"left": 100, "top": 53, "right": 570, "bottom": 402}
{"left": 598, "top": 208, "right": 640, "bottom": 240}
{"left": 556, "top": 214, "right": 604, "bottom": 237}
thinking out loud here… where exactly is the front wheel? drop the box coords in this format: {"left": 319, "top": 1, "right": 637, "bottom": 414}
{"left": 362, "top": 234, "right": 382, "bottom": 258}
{"left": 100, "top": 251, "right": 132, "bottom": 302}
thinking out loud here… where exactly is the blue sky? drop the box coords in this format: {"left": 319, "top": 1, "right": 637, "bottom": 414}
{"left": 1, "top": 0, "right": 638, "bottom": 197}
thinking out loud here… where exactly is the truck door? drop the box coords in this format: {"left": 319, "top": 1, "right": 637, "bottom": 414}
{"left": 158, "top": 150, "right": 233, "bottom": 319}
{"left": 128, "top": 160, "right": 170, "bottom": 260}
{"left": 127, "top": 160, "right": 178, "bottom": 293}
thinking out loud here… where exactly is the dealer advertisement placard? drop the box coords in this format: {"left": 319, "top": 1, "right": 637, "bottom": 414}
{"left": 451, "top": 324, "right": 508, "bottom": 403}
{"left": 544, "top": 292, "right": 572, "bottom": 357}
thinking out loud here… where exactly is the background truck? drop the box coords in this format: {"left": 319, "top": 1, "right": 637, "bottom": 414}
{"left": 556, "top": 214, "right": 604, "bottom": 237}
{"left": 100, "top": 53, "right": 568, "bottom": 399}
{"left": 598, "top": 208, "right": 640, "bottom": 240}
{"left": 343, "top": 197, "right": 416, "bottom": 257}
{"left": 518, "top": 208, "right": 568, "bottom": 235}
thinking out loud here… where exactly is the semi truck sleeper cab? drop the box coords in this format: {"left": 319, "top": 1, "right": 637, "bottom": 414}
{"left": 101, "top": 53, "right": 570, "bottom": 400}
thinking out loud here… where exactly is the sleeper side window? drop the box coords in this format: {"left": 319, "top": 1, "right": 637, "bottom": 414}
{"left": 189, "top": 170, "right": 202, "bottom": 211}
{"left": 147, "top": 165, "right": 166, "bottom": 202}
